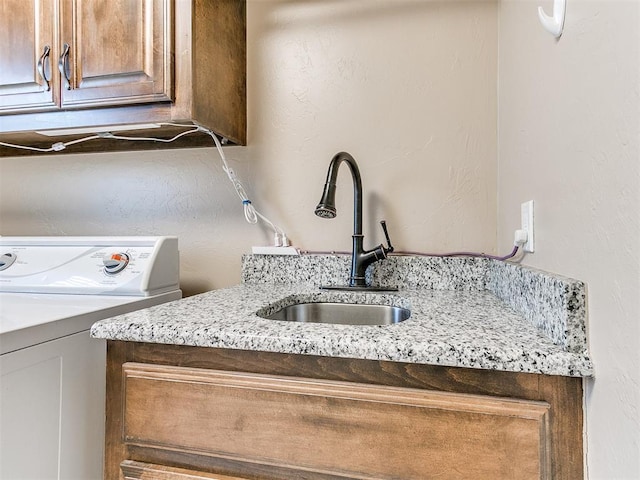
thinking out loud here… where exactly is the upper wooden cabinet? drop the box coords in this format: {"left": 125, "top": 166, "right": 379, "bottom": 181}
{"left": 0, "top": 0, "right": 246, "bottom": 155}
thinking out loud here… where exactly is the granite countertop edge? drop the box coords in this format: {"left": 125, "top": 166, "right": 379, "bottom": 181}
{"left": 91, "top": 281, "right": 594, "bottom": 378}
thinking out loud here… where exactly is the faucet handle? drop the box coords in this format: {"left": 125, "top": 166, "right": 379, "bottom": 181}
{"left": 380, "top": 220, "right": 394, "bottom": 254}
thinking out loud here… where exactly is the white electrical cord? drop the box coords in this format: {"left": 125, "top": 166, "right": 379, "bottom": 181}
{"left": 0, "top": 122, "right": 289, "bottom": 247}
{"left": 0, "top": 135, "right": 104, "bottom": 152}
{"left": 189, "top": 123, "right": 289, "bottom": 246}
{"left": 0, "top": 127, "right": 202, "bottom": 152}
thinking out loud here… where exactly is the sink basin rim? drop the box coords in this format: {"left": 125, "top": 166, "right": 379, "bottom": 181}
{"left": 259, "top": 301, "right": 411, "bottom": 326}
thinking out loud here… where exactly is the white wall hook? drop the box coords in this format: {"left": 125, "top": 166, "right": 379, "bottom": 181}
{"left": 538, "top": 0, "right": 566, "bottom": 38}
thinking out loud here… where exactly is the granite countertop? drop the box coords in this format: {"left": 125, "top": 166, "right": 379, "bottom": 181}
{"left": 91, "top": 254, "right": 594, "bottom": 377}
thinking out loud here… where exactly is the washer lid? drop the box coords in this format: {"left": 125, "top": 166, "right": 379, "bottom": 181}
{"left": 0, "top": 290, "right": 181, "bottom": 355}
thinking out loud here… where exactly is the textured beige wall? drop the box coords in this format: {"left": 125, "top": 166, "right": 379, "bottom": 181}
{"left": 1, "top": 1, "right": 637, "bottom": 475}
{"left": 497, "top": 0, "right": 640, "bottom": 477}
{"left": 0, "top": 0, "right": 498, "bottom": 295}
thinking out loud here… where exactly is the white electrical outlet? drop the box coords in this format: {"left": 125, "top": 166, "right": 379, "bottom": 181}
{"left": 521, "top": 200, "right": 535, "bottom": 253}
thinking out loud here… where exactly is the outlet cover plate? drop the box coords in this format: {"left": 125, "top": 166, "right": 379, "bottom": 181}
{"left": 521, "top": 200, "right": 535, "bottom": 253}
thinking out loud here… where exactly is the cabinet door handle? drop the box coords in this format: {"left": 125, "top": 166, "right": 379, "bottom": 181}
{"left": 58, "top": 43, "right": 72, "bottom": 90}
{"left": 37, "top": 45, "right": 51, "bottom": 91}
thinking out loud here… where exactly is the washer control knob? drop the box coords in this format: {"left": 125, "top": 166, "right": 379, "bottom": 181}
{"left": 0, "top": 253, "right": 17, "bottom": 271}
{"left": 103, "top": 252, "right": 129, "bottom": 274}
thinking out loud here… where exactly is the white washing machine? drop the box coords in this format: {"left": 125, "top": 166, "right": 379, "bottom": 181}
{"left": 0, "top": 236, "right": 182, "bottom": 480}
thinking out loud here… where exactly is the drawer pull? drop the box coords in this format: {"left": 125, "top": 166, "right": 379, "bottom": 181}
{"left": 58, "top": 43, "right": 71, "bottom": 90}
{"left": 37, "top": 45, "right": 51, "bottom": 91}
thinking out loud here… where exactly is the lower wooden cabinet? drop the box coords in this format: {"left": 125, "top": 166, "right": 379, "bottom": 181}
{"left": 105, "top": 341, "right": 584, "bottom": 480}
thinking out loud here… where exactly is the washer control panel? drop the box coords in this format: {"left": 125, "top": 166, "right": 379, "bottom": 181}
{"left": 0, "top": 237, "right": 179, "bottom": 296}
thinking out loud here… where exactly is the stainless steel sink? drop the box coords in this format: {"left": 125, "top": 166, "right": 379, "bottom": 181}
{"left": 262, "top": 302, "right": 410, "bottom": 326}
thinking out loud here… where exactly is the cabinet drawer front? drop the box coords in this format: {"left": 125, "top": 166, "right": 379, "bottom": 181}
{"left": 121, "top": 460, "right": 247, "bottom": 480}
{"left": 123, "top": 363, "right": 551, "bottom": 480}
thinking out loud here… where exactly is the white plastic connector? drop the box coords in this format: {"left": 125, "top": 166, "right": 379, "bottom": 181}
{"left": 514, "top": 229, "right": 529, "bottom": 246}
{"left": 252, "top": 246, "right": 300, "bottom": 255}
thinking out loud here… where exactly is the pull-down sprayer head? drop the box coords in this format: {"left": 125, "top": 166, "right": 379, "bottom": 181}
{"left": 314, "top": 182, "right": 338, "bottom": 219}
{"left": 314, "top": 152, "right": 362, "bottom": 230}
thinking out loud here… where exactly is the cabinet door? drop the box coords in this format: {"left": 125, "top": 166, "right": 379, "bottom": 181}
{"left": 0, "top": 0, "right": 58, "bottom": 113}
{"left": 59, "top": 0, "right": 172, "bottom": 108}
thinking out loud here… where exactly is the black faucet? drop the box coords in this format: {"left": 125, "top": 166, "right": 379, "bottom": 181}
{"left": 315, "top": 152, "right": 394, "bottom": 289}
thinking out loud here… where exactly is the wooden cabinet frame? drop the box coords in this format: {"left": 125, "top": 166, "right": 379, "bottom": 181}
{"left": 105, "top": 341, "right": 584, "bottom": 480}
{"left": 0, "top": 0, "right": 246, "bottom": 156}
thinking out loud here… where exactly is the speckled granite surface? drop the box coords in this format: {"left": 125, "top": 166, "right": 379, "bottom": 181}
{"left": 91, "top": 254, "right": 593, "bottom": 377}
{"left": 487, "top": 261, "right": 587, "bottom": 354}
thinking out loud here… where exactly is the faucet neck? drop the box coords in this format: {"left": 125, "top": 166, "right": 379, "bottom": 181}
{"left": 324, "top": 152, "right": 363, "bottom": 236}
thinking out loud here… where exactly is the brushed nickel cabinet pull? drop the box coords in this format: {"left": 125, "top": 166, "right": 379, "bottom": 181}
{"left": 37, "top": 45, "right": 51, "bottom": 91}
{"left": 58, "top": 43, "right": 71, "bottom": 90}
